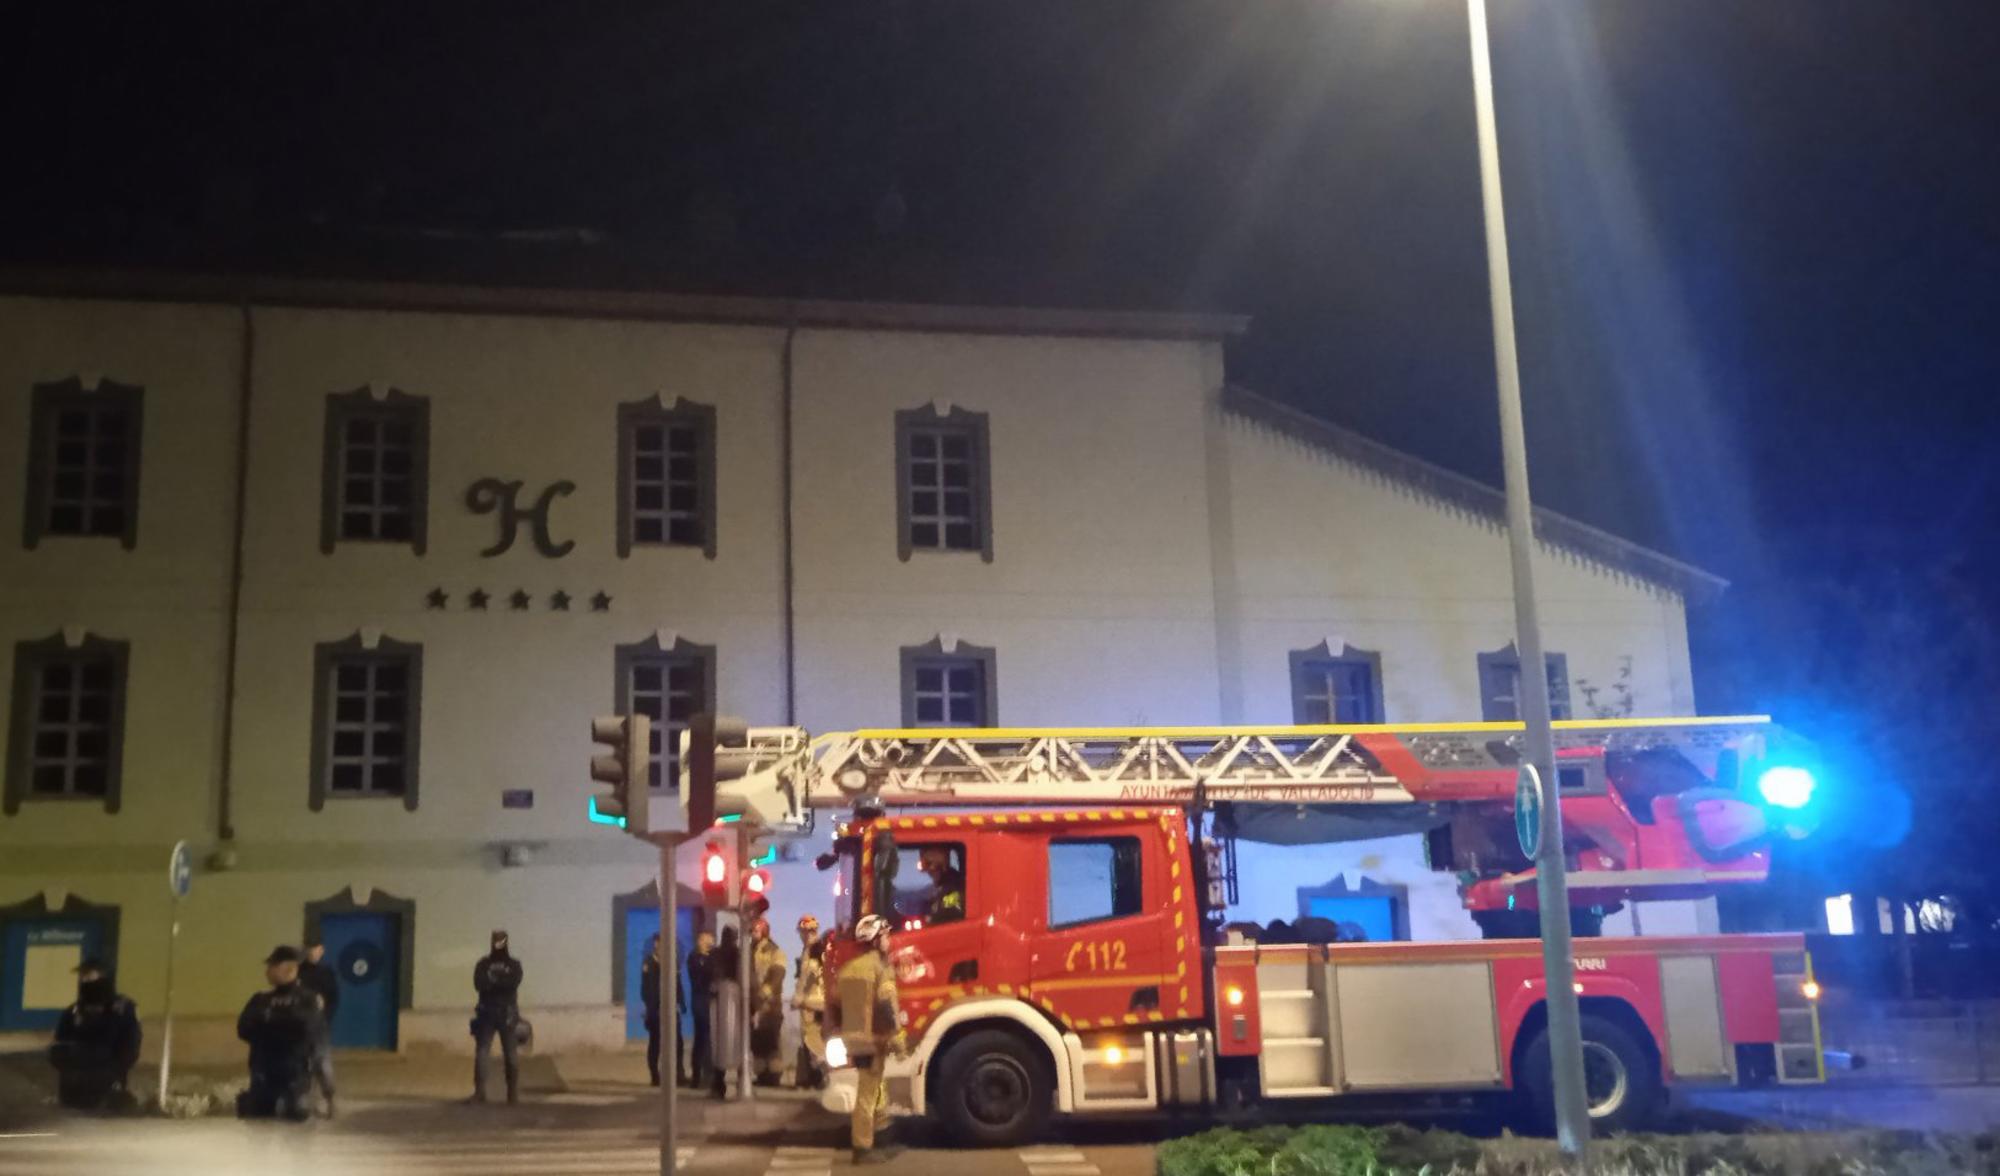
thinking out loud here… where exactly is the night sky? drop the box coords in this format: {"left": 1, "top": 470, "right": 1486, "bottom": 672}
{"left": 8, "top": 2, "right": 1998, "bottom": 846}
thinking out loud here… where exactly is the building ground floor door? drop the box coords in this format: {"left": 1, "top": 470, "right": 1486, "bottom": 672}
{"left": 318, "top": 911, "right": 402, "bottom": 1049}
{"left": 624, "top": 905, "right": 697, "bottom": 1043}
{"left": 0, "top": 913, "right": 113, "bottom": 1032}
{"left": 1306, "top": 893, "right": 1398, "bottom": 943}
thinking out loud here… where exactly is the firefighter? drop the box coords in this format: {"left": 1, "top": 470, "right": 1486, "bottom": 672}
{"left": 916, "top": 846, "right": 965, "bottom": 924}
{"left": 748, "top": 917, "right": 789, "bottom": 1086}
{"left": 48, "top": 958, "right": 141, "bottom": 1111}
{"left": 469, "top": 929, "right": 524, "bottom": 1104}
{"left": 790, "top": 915, "right": 826, "bottom": 1089}
{"left": 236, "top": 946, "right": 324, "bottom": 1121}
{"left": 834, "top": 913, "right": 906, "bottom": 1164}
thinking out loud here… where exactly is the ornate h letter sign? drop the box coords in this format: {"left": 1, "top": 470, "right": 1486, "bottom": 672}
{"left": 467, "top": 478, "right": 576, "bottom": 558}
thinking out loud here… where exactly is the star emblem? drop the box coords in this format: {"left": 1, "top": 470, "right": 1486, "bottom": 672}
{"left": 590, "top": 590, "right": 612, "bottom": 612}
{"left": 550, "top": 589, "right": 572, "bottom": 611}
{"left": 425, "top": 588, "right": 449, "bottom": 610}
{"left": 467, "top": 588, "right": 491, "bottom": 611}
{"left": 509, "top": 589, "right": 532, "bottom": 611}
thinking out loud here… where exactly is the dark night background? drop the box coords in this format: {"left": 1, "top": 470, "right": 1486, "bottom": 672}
{"left": 6, "top": 3, "right": 1997, "bottom": 928}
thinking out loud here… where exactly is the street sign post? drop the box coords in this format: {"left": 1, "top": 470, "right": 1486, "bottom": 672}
{"left": 158, "top": 841, "right": 192, "bottom": 1108}
{"left": 1514, "top": 764, "right": 1543, "bottom": 860}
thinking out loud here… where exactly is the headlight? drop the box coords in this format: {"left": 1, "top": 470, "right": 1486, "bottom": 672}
{"left": 825, "top": 1035, "right": 849, "bottom": 1068}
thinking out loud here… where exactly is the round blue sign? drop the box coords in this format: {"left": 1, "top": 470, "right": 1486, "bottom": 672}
{"left": 1514, "top": 765, "right": 1543, "bottom": 859}
{"left": 168, "top": 840, "right": 193, "bottom": 900}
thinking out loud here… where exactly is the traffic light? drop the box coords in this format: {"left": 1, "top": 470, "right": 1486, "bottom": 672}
{"left": 743, "top": 867, "right": 771, "bottom": 921}
{"left": 679, "top": 713, "right": 750, "bottom": 831}
{"left": 588, "top": 714, "right": 652, "bottom": 834}
{"left": 700, "top": 840, "right": 729, "bottom": 907}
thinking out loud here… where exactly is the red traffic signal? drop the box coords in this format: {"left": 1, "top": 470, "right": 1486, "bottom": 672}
{"left": 700, "top": 841, "right": 729, "bottom": 906}
{"left": 745, "top": 868, "right": 769, "bottom": 897}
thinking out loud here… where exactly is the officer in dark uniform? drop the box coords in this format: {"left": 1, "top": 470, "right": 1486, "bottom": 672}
{"left": 48, "top": 958, "right": 141, "bottom": 1110}
{"left": 684, "top": 929, "right": 716, "bottom": 1089}
{"left": 470, "top": 929, "right": 524, "bottom": 1104}
{"left": 236, "top": 945, "right": 325, "bottom": 1121}
{"left": 297, "top": 936, "right": 341, "bottom": 1117}
{"left": 640, "top": 932, "right": 664, "bottom": 1086}
{"left": 917, "top": 847, "right": 966, "bottom": 924}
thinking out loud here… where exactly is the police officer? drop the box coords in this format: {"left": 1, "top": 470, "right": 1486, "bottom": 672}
{"left": 791, "top": 915, "right": 826, "bottom": 1090}
{"left": 640, "top": 932, "right": 664, "bottom": 1087}
{"left": 917, "top": 847, "right": 966, "bottom": 924}
{"left": 48, "top": 958, "right": 140, "bottom": 1110}
{"left": 684, "top": 929, "right": 716, "bottom": 1089}
{"left": 470, "top": 929, "right": 524, "bottom": 1104}
{"left": 748, "top": 918, "right": 789, "bottom": 1086}
{"left": 297, "top": 937, "right": 340, "bottom": 1117}
{"left": 834, "top": 914, "right": 906, "bottom": 1165}
{"left": 236, "top": 946, "right": 324, "bottom": 1121}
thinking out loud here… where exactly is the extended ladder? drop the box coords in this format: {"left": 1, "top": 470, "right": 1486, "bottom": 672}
{"left": 710, "top": 716, "right": 1774, "bottom": 829}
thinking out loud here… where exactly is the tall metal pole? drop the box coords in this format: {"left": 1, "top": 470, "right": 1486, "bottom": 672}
{"left": 658, "top": 837, "right": 679, "bottom": 1176}
{"left": 156, "top": 903, "right": 180, "bottom": 1108}
{"left": 1465, "top": 0, "right": 1590, "bottom": 1156}
{"left": 735, "top": 822, "right": 754, "bottom": 1102}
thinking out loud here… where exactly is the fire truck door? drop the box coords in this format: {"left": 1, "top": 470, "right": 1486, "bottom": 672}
{"left": 1031, "top": 831, "right": 1174, "bottom": 1029}
{"left": 878, "top": 839, "right": 985, "bottom": 1002}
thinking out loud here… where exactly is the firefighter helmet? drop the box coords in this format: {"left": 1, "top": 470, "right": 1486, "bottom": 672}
{"left": 797, "top": 914, "right": 820, "bottom": 933}
{"left": 853, "top": 914, "right": 891, "bottom": 945}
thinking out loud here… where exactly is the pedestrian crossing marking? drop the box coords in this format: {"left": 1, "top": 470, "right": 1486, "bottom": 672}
{"left": 1019, "top": 1147, "right": 1101, "bottom": 1176}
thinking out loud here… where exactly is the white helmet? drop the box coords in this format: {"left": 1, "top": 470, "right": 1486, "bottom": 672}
{"left": 853, "top": 914, "right": 892, "bottom": 945}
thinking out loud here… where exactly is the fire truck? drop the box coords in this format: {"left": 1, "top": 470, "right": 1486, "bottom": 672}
{"left": 694, "top": 716, "right": 1825, "bottom": 1144}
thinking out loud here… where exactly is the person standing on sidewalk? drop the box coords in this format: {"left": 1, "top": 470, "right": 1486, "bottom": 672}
{"left": 749, "top": 918, "right": 789, "bottom": 1087}
{"left": 237, "top": 946, "right": 323, "bottom": 1122}
{"left": 48, "top": 958, "right": 140, "bottom": 1111}
{"left": 469, "top": 929, "right": 524, "bottom": 1105}
{"left": 640, "top": 932, "right": 664, "bottom": 1087}
{"left": 297, "top": 937, "right": 340, "bottom": 1117}
{"left": 791, "top": 916, "right": 826, "bottom": 1090}
{"left": 707, "top": 927, "right": 742, "bottom": 1098}
{"left": 834, "top": 915, "right": 905, "bottom": 1164}
{"left": 684, "top": 929, "right": 716, "bottom": 1089}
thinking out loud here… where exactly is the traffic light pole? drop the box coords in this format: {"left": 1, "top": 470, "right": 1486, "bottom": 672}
{"left": 1466, "top": 0, "right": 1590, "bottom": 1156}
{"left": 736, "top": 821, "right": 754, "bottom": 1102}
{"left": 657, "top": 835, "right": 680, "bottom": 1176}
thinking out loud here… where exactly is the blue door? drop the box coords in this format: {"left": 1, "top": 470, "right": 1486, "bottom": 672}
{"left": 1, "top": 917, "right": 110, "bottom": 1032}
{"left": 319, "top": 912, "right": 400, "bottom": 1049}
{"left": 624, "top": 906, "right": 697, "bottom": 1042}
{"left": 1306, "top": 895, "right": 1397, "bottom": 943}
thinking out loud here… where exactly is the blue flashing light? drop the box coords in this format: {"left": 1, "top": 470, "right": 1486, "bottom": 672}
{"left": 1757, "top": 766, "right": 1817, "bottom": 810}
{"left": 586, "top": 796, "right": 627, "bottom": 829}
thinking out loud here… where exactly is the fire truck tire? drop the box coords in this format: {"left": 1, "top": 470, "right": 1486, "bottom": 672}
{"left": 1516, "top": 1013, "right": 1661, "bottom": 1135}
{"left": 930, "top": 1028, "right": 1054, "bottom": 1148}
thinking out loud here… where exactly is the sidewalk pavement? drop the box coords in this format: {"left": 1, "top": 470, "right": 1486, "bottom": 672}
{"left": 3, "top": 1047, "right": 831, "bottom": 1135}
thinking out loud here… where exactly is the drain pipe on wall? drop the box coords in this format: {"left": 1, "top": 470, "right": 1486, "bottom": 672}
{"left": 781, "top": 324, "right": 798, "bottom": 726}
{"left": 212, "top": 303, "right": 256, "bottom": 858}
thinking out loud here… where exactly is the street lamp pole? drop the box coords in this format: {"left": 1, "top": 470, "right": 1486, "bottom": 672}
{"left": 1464, "top": 0, "right": 1591, "bottom": 1156}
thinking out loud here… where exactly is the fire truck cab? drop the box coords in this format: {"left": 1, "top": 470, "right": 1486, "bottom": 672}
{"left": 818, "top": 805, "right": 1823, "bottom": 1147}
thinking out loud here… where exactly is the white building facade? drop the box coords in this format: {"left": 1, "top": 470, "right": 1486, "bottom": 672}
{"left": 0, "top": 275, "right": 1719, "bottom": 1058}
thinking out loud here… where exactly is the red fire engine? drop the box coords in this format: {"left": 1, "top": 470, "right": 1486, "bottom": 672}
{"left": 698, "top": 717, "right": 1825, "bottom": 1144}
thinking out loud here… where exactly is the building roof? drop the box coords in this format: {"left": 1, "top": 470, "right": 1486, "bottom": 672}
{"left": 0, "top": 268, "right": 1250, "bottom": 342}
{"left": 1221, "top": 386, "right": 1728, "bottom": 602}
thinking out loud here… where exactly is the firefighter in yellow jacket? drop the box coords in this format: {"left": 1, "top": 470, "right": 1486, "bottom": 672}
{"left": 748, "top": 918, "right": 789, "bottom": 1086}
{"left": 835, "top": 914, "right": 906, "bottom": 1164}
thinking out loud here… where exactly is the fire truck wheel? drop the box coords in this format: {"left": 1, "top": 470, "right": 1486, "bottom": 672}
{"left": 930, "top": 1028, "right": 1053, "bottom": 1147}
{"left": 1516, "top": 1013, "right": 1660, "bottom": 1135}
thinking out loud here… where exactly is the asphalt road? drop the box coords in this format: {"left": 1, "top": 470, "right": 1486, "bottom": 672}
{"left": 0, "top": 1097, "right": 1159, "bottom": 1176}
{"left": 10, "top": 1082, "right": 2000, "bottom": 1175}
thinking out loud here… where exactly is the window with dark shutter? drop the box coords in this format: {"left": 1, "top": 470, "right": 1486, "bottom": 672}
{"left": 23, "top": 378, "right": 143, "bottom": 550}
